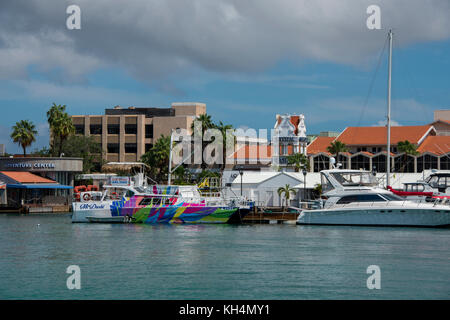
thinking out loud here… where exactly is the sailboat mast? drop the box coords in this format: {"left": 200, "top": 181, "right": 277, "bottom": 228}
{"left": 386, "top": 29, "right": 393, "bottom": 187}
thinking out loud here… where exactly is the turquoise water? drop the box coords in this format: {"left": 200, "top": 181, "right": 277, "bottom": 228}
{"left": 0, "top": 214, "right": 449, "bottom": 300}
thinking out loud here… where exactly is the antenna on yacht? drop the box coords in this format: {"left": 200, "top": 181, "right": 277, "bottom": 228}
{"left": 386, "top": 29, "right": 393, "bottom": 188}
{"left": 330, "top": 157, "right": 336, "bottom": 169}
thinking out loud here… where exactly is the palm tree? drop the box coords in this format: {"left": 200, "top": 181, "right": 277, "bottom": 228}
{"left": 327, "top": 141, "right": 348, "bottom": 168}
{"left": 47, "top": 103, "right": 66, "bottom": 127}
{"left": 397, "top": 140, "right": 419, "bottom": 172}
{"left": 47, "top": 103, "right": 75, "bottom": 156}
{"left": 141, "top": 135, "right": 171, "bottom": 182}
{"left": 215, "top": 121, "right": 234, "bottom": 171}
{"left": 11, "top": 120, "right": 38, "bottom": 156}
{"left": 191, "top": 113, "right": 214, "bottom": 136}
{"left": 277, "top": 184, "right": 296, "bottom": 212}
{"left": 287, "top": 153, "right": 309, "bottom": 172}
{"left": 190, "top": 113, "right": 217, "bottom": 170}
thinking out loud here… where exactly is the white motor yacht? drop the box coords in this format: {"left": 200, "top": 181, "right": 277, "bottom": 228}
{"left": 297, "top": 169, "right": 450, "bottom": 227}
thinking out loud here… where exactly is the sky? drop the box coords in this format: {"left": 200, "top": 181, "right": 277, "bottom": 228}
{"left": 0, "top": 0, "right": 449, "bottom": 153}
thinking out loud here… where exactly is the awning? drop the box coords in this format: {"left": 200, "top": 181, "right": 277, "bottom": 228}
{"left": 6, "top": 184, "right": 73, "bottom": 190}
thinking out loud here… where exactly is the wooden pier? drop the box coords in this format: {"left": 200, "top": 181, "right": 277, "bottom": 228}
{"left": 242, "top": 207, "right": 300, "bottom": 224}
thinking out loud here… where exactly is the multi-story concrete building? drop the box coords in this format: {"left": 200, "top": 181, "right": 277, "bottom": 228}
{"left": 72, "top": 102, "right": 206, "bottom": 163}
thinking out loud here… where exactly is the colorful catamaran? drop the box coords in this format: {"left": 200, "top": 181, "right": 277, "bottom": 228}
{"left": 72, "top": 179, "right": 251, "bottom": 224}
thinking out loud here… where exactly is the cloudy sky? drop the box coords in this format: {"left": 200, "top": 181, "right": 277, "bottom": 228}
{"left": 1, "top": 0, "right": 449, "bottom": 153}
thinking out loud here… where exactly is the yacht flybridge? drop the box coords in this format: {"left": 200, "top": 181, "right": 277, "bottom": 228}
{"left": 296, "top": 169, "right": 450, "bottom": 227}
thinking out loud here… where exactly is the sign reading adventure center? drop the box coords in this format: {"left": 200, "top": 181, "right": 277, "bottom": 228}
{"left": 5, "top": 162, "right": 56, "bottom": 169}
{"left": 0, "top": 158, "right": 83, "bottom": 173}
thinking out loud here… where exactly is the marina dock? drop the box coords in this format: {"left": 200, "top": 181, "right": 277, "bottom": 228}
{"left": 242, "top": 208, "right": 299, "bottom": 224}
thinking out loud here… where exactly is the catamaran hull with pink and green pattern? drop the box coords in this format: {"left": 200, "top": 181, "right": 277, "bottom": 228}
{"left": 110, "top": 196, "right": 237, "bottom": 224}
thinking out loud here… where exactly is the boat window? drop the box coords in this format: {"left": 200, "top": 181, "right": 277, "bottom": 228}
{"left": 381, "top": 193, "right": 404, "bottom": 201}
{"left": 321, "top": 174, "right": 334, "bottom": 193}
{"left": 426, "top": 175, "right": 438, "bottom": 186}
{"left": 337, "top": 194, "right": 386, "bottom": 204}
{"left": 105, "top": 188, "right": 127, "bottom": 200}
{"left": 139, "top": 197, "right": 162, "bottom": 206}
{"left": 139, "top": 198, "right": 152, "bottom": 206}
{"left": 438, "top": 177, "right": 448, "bottom": 188}
{"left": 330, "top": 172, "right": 378, "bottom": 187}
{"left": 405, "top": 184, "right": 424, "bottom": 192}
{"left": 427, "top": 175, "right": 450, "bottom": 188}
{"left": 125, "top": 190, "right": 135, "bottom": 198}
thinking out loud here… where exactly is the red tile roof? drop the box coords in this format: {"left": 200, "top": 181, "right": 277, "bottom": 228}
{"left": 0, "top": 172, "right": 57, "bottom": 184}
{"left": 337, "top": 125, "right": 433, "bottom": 146}
{"left": 417, "top": 136, "right": 450, "bottom": 155}
{"left": 307, "top": 137, "right": 334, "bottom": 155}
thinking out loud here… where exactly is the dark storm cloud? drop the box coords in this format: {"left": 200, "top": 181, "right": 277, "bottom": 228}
{"left": 0, "top": 0, "right": 449, "bottom": 84}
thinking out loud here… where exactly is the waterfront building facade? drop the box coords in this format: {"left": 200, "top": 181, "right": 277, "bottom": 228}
{"left": 0, "top": 157, "right": 82, "bottom": 212}
{"left": 71, "top": 102, "right": 206, "bottom": 165}
{"left": 228, "top": 110, "right": 450, "bottom": 174}
{"left": 0, "top": 157, "right": 83, "bottom": 186}
{"left": 307, "top": 124, "right": 450, "bottom": 173}
{"left": 271, "top": 114, "right": 308, "bottom": 168}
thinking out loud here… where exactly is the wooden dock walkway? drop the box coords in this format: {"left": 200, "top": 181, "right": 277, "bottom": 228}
{"left": 243, "top": 208, "right": 300, "bottom": 224}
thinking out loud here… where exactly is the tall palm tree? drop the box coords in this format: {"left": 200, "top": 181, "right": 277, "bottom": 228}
{"left": 141, "top": 135, "right": 171, "bottom": 182}
{"left": 215, "top": 121, "right": 234, "bottom": 171}
{"left": 397, "top": 140, "right": 419, "bottom": 172}
{"left": 327, "top": 141, "right": 348, "bottom": 167}
{"left": 191, "top": 114, "right": 214, "bottom": 136}
{"left": 277, "top": 184, "right": 296, "bottom": 212}
{"left": 11, "top": 120, "right": 38, "bottom": 156}
{"left": 287, "top": 153, "right": 309, "bottom": 172}
{"left": 47, "top": 103, "right": 75, "bottom": 156}
{"left": 190, "top": 113, "right": 216, "bottom": 170}
{"left": 46, "top": 103, "right": 66, "bottom": 127}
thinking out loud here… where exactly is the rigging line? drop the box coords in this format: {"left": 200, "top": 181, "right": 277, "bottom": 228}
{"left": 434, "top": 143, "right": 450, "bottom": 160}
{"left": 394, "top": 39, "right": 430, "bottom": 123}
{"left": 356, "top": 35, "right": 389, "bottom": 128}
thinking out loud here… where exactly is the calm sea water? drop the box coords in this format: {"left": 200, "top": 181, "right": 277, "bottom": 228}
{"left": 0, "top": 213, "right": 449, "bottom": 300}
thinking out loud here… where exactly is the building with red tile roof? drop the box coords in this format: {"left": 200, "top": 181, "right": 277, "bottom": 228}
{"left": 305, "top": 124, "right": 450, "bottom": 173}
{"left": 429, "top": 120, "right": 450, "bottom": 136}
{"left": 417, "top": 136, "right": 450, "bottom": 156}
{"left": 306, "top": 137, "right": 335, "bottom": 156}
{"left": 0, "top": 171, "right": 58, "bottom": 184}
{"left": 335, "top": 125, "right": 433, "bottom": 147}
{"left": 224, "top": 111, "right": 450, "bottom": 174}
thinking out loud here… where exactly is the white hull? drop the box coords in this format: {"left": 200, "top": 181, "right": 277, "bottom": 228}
{"left": 72, "top": 202, "right": 113, "bottom": 223}
{"left": 297, "top": 205, "right": 450, "bottom": 227}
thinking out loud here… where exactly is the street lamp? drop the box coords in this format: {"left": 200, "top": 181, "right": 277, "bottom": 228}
{"left": 302, "top": 167, "right": 307, "bottom": 201}
{"left": 238, "top": 166, "right": 244, "bottom": 196}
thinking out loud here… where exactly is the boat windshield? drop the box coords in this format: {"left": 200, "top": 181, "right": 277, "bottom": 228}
{"left": 380, "top": 193, "right": 404, "bottom": 201}
{"left": 330, "top": 172, "right": 378, "bottom": 187}
{"left": 335, "top": 192, "right": 403, "bottom": 204}
{"left": 103, "top": 188, "right": 134, "bottom": 200}
{"left": 403, "top": 183, "right": 425, "bottom": 192}
{"left": 426, "top": 175, "right": 450, "bottom": 188}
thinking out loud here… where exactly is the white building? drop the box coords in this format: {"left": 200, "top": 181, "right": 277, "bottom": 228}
{"left": 226, "top": 170, "right": 321, "bottom": 207}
